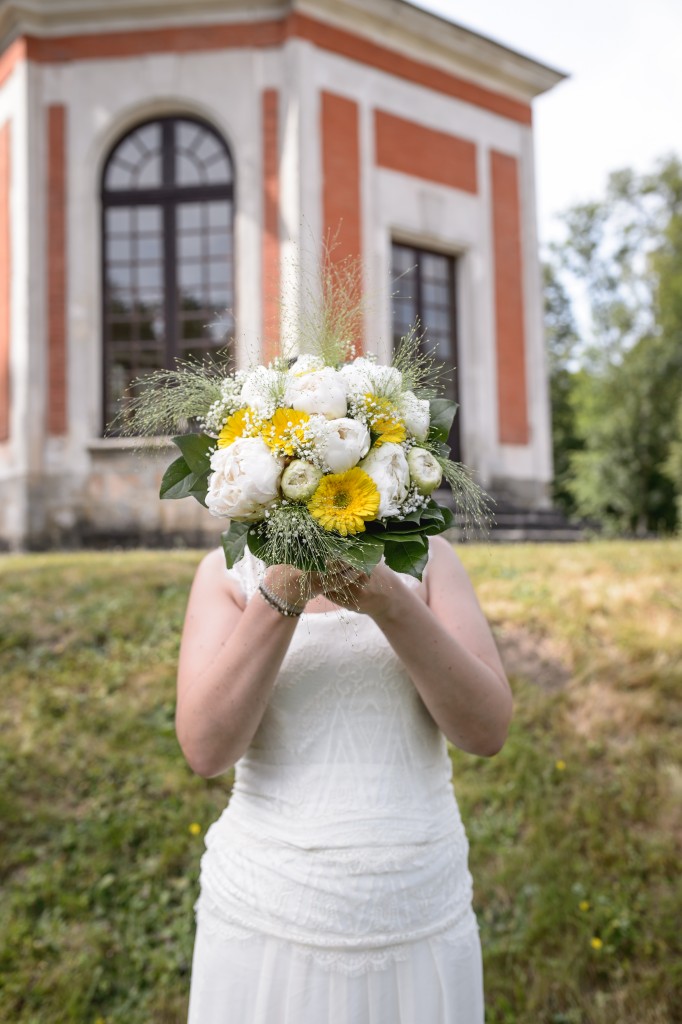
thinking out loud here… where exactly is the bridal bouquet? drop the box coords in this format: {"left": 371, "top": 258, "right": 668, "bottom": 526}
{"left": 115, "top": 264, "right": 491, "bottom": 580}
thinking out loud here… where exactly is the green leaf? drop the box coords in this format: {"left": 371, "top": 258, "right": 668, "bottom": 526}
{"left": 171, "top": 433, "right": 215, "bottom": 474}
{"left": 428, "top": 399, "right": 458, "bottom": 443}
{"left": 221, "top": 522, "right": 249, "bottom": 568}
{"left": 383, "top": 537, "right": 430, "bottom": 580}
{"left": 337, "top": 534, "right": 385, "bottom": 575}
{"left": 159, "top": 456, "right": 196, "bottom": 500}
{"left": 246, "top": 528, "right": 270, "bottom": 564}
{"left": 187, "top": 469, "right": 211, "bottom": 508}
{"left": 435, "top": 502, "right": 454, "bottom": 530}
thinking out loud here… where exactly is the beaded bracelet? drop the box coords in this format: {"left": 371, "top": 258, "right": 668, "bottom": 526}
{"left": 257, "top": 581, "right": 302, "bottom": 618}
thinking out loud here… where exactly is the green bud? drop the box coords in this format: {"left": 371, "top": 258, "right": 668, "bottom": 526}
{"left": 406, "top": 447, "right": 442, "bottom": 495}
{"left": 281, "top": 460, "right": 323, "bottom": 501}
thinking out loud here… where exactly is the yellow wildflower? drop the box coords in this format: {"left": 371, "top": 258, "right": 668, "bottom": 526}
{"left": 308, "top": 468, "right": 380, "bottom": 536}
{"left": 188, "top": 822, "right": 201, "bottom": 836}
{"left": 217, "top": 408, "right": 259, "bottom": 448}
{"left": 260, "top": 407, "right": 310, "bottom": 456}
{"left": 579, "top": 900, "right": 590, "bottom": 912}
{"left": 590, "top": 936, "right": 603, "bottom": 950}
{"left": 365, "top": 395, "right": 406, "bottom": 446}
{"left": 555, "top": 759, "right": 566, "bottom": 771}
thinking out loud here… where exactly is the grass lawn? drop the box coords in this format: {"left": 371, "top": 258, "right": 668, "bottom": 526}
{"left": 1, "top": 541, "right": 680, "bottom": 1023}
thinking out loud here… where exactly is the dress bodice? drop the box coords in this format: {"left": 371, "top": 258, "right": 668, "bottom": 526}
{"left": 196, "top": 547, "right": 476, "bottom": 970}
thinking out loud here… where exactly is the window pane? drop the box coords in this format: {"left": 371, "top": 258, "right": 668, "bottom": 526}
{"left": 135, "top": 123, "right": 161, "bottom": 155}
{"left": 208, "top": 261, "right": 230, "bottom": 287}
{"left": 107, "top": 236, "right": 131, "bottom": 262}
{"left": 206, "top": 201, "right": 230, "bottom": 228}
{"left": 178, "top": 262, "right": 203, "bottom": 291}
{"left": 178, "top": 233, "right": 203, "bottom": 260}
{"left": 194, "top": 132, "right": 221, "bottom": 163}
{"left": 137, "top": 264, "right": 162, "bottom": 291}
{"left": 177, "top": 121, "right": 203, "bottom": 153}
{"left": 106, "top": 208, "right": 132, "bottom": 235}
{"left": 136, "top": 235, "right": 162, "bottom": 261}
{"left": 136, "top": 155, "right": 162, "bottom": 189}
{"left": 208, "top": 231, "right": 230, "bottom": 257}
{"left": 176, "top": 152, "right": 202, "bottom": 187}
{"left": 178, "top": 204, "right": 202, "bottom": 230}
{"left": 105, "top": 161, "right": 133, "bottom": 190}
{"left": 136, "top": 207, "right": 162, "bottom": 232}
{"left": 205, "top": 155, "right": 231, "bottom": 184}
{"left": 106, "top": 265, "right": 133, "bottom": 295}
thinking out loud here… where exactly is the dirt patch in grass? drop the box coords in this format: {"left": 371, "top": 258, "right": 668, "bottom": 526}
{"left": 565, "top": 678, "right": 658, "bottom": 743}
{"left": 494, "top": 623, "right": 573, "bottom": 692}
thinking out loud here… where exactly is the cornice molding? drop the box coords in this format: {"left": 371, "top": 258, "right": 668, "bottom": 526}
{"left": 0, "top": 0, "right": 566, "bottom": 102}
{"left": 299, "top": 0, "right": 566, "bottom": 100}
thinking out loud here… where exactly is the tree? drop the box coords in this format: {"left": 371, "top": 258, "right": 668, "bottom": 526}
{"left": 545, "top": 155, "right": 682, "bottom": 534}
{"left": 542, "top": 262, "right": 583, "bottom": 516}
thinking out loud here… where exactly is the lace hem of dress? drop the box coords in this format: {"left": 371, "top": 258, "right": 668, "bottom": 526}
{"left": 193, "top": 895, "right": 480, "bottom": 976}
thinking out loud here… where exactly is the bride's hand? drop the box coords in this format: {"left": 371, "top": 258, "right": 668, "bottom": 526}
{"left": 319, "top": 561, "right": 405, "bottom": 618}
{"left": 262, "top": 564, "right": 325, "bottom": 612}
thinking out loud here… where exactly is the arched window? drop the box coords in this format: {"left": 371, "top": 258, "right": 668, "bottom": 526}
{"left": 101, "top": 115, "right": 234, "bottom": 433}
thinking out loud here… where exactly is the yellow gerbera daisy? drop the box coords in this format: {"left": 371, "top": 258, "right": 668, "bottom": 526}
{"left": 307, "top": 468, "right": 380, "bottom": 536}
{"left": 260, "top": 407, "right": 310, "bottom": 456}
{"left": 365, "top": 394, "right": 406, "bottom": 447}
{"left": 217, "top": 408, "right": 259, "bottom": 448}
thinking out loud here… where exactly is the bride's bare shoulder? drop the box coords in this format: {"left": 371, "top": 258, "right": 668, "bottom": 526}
{"left": 191, "top": 546, "right": 245, "bottom": 607}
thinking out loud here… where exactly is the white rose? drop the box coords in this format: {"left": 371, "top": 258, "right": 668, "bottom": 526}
{"left": 407, "top": 447, "right": 442, "bottom": 495}
{"left": 321, "top": 417, "right": 371, "bottom": 473}
{"left": 206, "top": 436, "right": 283, "bottom": 521}
{"left": 281, "top": 460, "right": 323, "bottom": 501}
{"left": 285, "top": 366, "right": 347, "bottom": 420}
{"left": 399, "top": 391, "right": 430, "bottom": 441}
{"left": 358, "top": 442, "right": 410, "bottom": 517}
{"left": 240, "top": 367, "right": 283, "bottom": 418}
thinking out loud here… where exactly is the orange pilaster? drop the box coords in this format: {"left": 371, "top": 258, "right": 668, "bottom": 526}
{"left": 262, "top": 89, "right": 280, "bottom": 362}
{"left": 47, "top": 104, "right": 67, "bottom": 436}
{"left": 490, "top": 149, "right": 529, "bottom": 445}
{"left": 0, "top": 121, "right": 10, "bottom": 442}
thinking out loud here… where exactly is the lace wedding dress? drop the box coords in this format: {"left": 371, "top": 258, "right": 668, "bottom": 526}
{"left": 187, "top": 548, "right": 485, "bottom": 1023}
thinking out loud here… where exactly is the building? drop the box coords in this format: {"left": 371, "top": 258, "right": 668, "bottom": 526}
{"left": 0, "top": 0, "right": 565, "bottom": 550}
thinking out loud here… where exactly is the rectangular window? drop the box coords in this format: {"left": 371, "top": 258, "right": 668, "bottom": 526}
{"left": 391, "top": 242, "right": 461, "bottom": 462}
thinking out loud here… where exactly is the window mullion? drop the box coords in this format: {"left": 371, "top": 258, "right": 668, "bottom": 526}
{"left": 163, "top": 199, "right": 178, "bottom": 368}
{"left": 162, "top": 122, "right": 178, "bottom": 367}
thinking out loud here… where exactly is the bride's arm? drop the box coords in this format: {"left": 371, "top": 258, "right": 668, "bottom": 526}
{"left": 325, "top": 536, "right": 513, "bottom": 757}
{"left": 175, "top": 550, "right": 309, "bottom": 778}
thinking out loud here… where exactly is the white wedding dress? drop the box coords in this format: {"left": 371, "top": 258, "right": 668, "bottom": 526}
{"left": 187, "top": 548, "right": 485, "bottom": 1023}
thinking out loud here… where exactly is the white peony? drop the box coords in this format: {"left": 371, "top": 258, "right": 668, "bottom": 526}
{"left": 399, "top": 391, "right": 431, "bottom": 441}
{"left": 288, "top": 354, "right": 326, "bottom": 376}
{"left": 206, "top": 436, "right": 283, "bottom": 520}
{"left": 358, "top": 442, "right": 410, "bottom": 517}
{"left": 407, "top": 447, "right": 442, "bottom": 494}
{"left": 285, "top": 366, "right": 347, "bottom": 420}
{"left": 240, "top": 367, "right": 283, "bottom": 418}
{"left": 320, "top": 417, "right": 371, "bottom": 473}
{"left": 340, "top": 357, "right": 402, "bottom": 402}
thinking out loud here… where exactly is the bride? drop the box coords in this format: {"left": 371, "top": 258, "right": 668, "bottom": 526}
{"left": 178, "top": 534, "right": 512, "bottom": 1023}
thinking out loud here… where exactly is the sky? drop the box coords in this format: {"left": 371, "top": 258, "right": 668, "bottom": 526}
{"left": 408, "top": 0, "right": 682, "bottom": 247}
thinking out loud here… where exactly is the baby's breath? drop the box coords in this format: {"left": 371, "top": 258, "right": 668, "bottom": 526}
{"left": 202, "top": 372, "right": 247, "bottom": 435}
